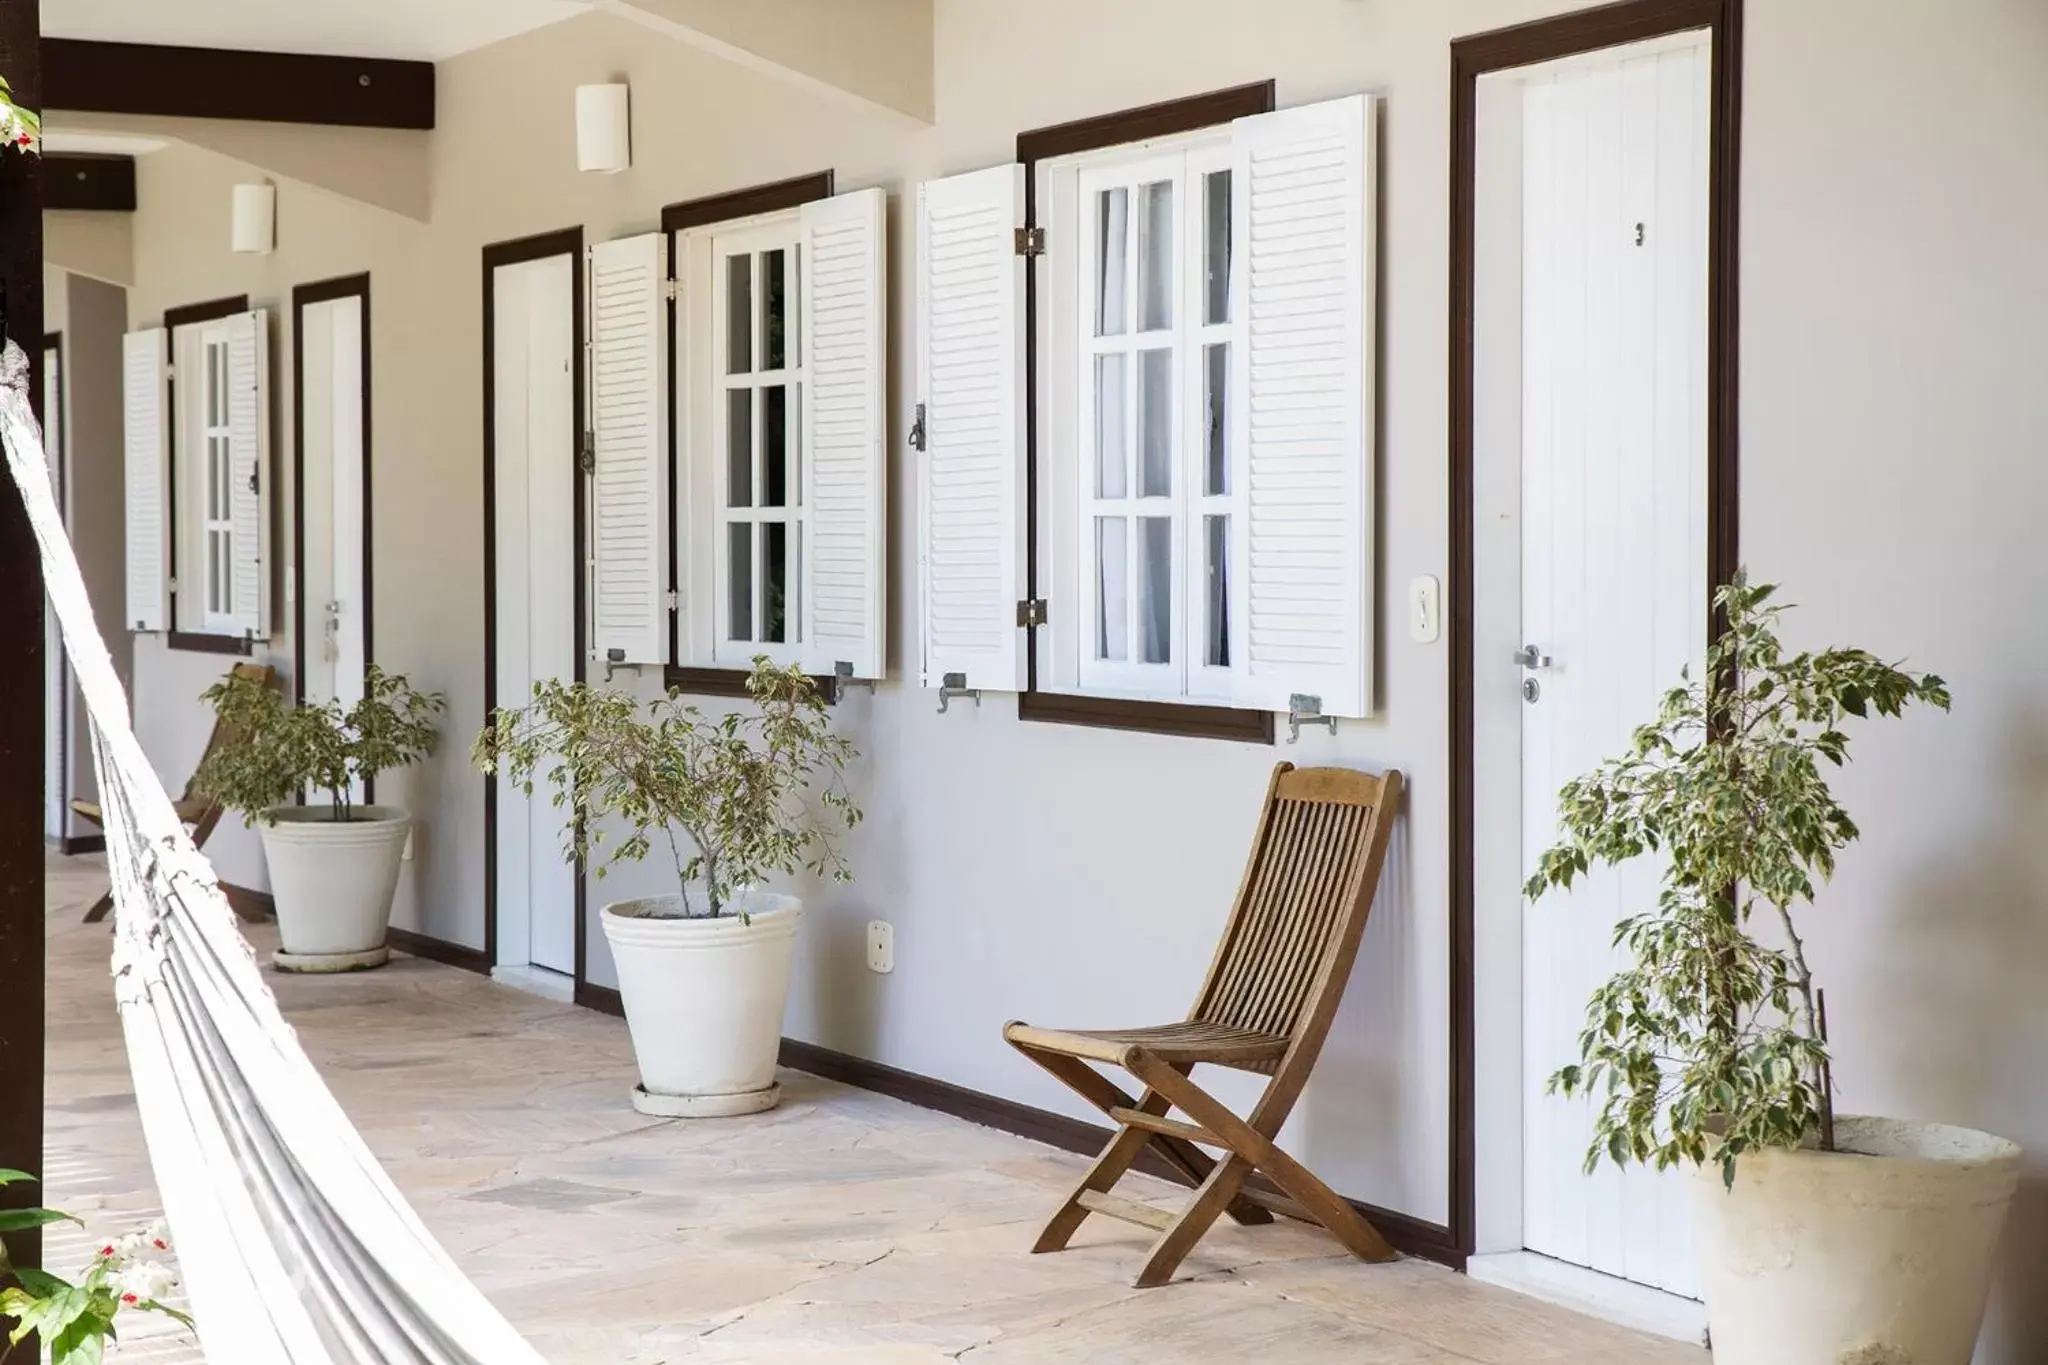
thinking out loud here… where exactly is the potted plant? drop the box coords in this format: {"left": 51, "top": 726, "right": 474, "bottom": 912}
{"left": 195, "top": 665, "right": 443, "bottom": 972}
{"left": 474, "top": 658, "right": 859, "bottom": 1118}
{"left": 1528, "top": 574, "right": 2019, "bottom": 1364}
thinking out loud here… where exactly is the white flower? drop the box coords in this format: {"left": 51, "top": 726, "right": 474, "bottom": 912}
{"left": 114, "top": 1260, "right": 178, "bottom": 1306}
{"left": 112, "top": 1218, "right": 173, "bottom": 1261}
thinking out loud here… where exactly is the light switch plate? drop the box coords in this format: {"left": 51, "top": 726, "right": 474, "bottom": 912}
{"left": 1409, "top": 575, "right": 1442, "bottom": 644}
{"left": 866, "top": 920, "right": 894, "bottom": 975}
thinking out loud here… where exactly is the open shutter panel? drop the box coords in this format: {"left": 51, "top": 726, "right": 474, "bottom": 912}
{"left": 800, "top": 188, "right": 887, "bottom": 680}
{"left": 226, "top": 310, "right": 270, "bottom": 640}
{"left": 1232, "top": 94, "right": 1375, "bottom": 719}
{"left": 915, "top": 163, "right": 1028, "bottom": 693}
{"left": 122, "top": 328, "right": 169, "bottom": 632}
{"left": 590, "top": 232, "right": 671, "bottom": 665}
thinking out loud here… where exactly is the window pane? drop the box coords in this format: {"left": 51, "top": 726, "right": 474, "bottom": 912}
{"left": 1138, "top": 516, "right": 1171, "bottom": 665}
{"left": 1138, "top": 348, "right": 1172, "bottom": 498}
{"left": 1204, "top": 514, "right": 1230, "bottom": 668}
{"left": 788, "top": 382, "right": 803, "bottom": 507}
{"left": 726, "top": 389, "right": 753, "bottom": 508}
{"left": 1204, "top": 343, "right": 1228, "bottom": 496}
{"left": 1095, "top": 516, "right": 1127, "bottom": 662}
{"left": 1094, "top": 187, "right": 1128, "bottom": 337}
{"left": 1204, "top": 169, "right": 1232, "bottom": 326}
{"left": 1137, "top": 180, "right": 1174, "bottom": 332}
{"left": 763, "top": 385, "right": 788, "bottom": 507}
{"left": 726, "top": 254, "right": 753, "bottom": 374}
{"left": 762, "top": 248, "right": 788, "bottom": 371}
{"left": 1094, "top": 353, "right": 1127, "bottom": 499}
{"left": 727, "top": 523, "right": 753, "bottom": 641}
{"left": 764, "top": 521, "right": 788, "bottom": 643}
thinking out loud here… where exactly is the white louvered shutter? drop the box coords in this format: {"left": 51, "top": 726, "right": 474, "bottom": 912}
{"left": 590, "top": 232, "right": 671, "bottom": 665}
{"left": 226, "top": 310, "right": 270, "bottom": 640}
{"left": 122, "top": 328, "right": 169, "bottom": 632}
{"left": 800, "top": 188, "right": 887, "bottom": 680}
{"left": 915, "top": 163, "right": 1027, "bottom": 693}
{"left": 1231, "top": 95, "right": 1376, "bottom": 718}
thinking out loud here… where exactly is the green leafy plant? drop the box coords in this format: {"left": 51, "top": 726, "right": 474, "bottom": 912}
{"left": 193, "top": 665, "right": 444, "bottom": 824}
{"left": 0, "top": 1170, "right": 192, "bottom": 1365}
{"left": 1527, "top": 573, "right": 1950, "bottom": 1186}
{"left": 0, "top": 76, "right": 38, "bottom": 154}
{"left": 473, "top": 657, "right": 860, "bottom": 920}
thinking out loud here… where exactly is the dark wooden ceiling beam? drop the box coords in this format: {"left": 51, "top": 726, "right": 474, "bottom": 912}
{"left": 43, "top": 39, "right": 435, "bottom": 130}
{"left": 43, "top": 153, "right": 133, "bottom": 211}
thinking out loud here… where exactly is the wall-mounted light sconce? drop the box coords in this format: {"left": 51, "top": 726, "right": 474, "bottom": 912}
{"left": 576, "top": 83, "right": 631, "bottom": 175}
{"left": 231, "top": 182, "right": 275, "bottom": 254}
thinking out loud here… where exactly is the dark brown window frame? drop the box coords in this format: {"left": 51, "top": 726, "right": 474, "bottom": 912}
{"left": 1447, "top": 0, "right": 1743, "bottom": 1262}
{"left": 161, "top": 293, "right": 257, "bottom": 655}
{"left": 480, "top": 227, "right": 587, "bottom": 985}
{"left": 660, "top": 170, "right": 837, "bottom": 700}
{"left": 1012, "top": 81, "right": 1279, "bottom": 747}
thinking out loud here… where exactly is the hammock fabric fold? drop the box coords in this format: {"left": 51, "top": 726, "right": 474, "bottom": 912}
{"left": 2, "top": 340, "right": 551, "bottom": 1364}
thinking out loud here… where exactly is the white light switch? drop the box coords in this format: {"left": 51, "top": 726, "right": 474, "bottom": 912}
{"left": 866, "top": 920, "right": 894, "bottom": 974}
{"left": 1409, "top": 576, "right": 1442, "bottom": 644}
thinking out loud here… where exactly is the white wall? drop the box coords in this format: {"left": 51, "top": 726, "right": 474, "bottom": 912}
{"left": 95, "top": 4, "right": 2048, "bottom": 1348}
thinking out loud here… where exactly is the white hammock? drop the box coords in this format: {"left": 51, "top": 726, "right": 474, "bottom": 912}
{"left": 1, "top": 340, "right": 551, "bottom": 1364}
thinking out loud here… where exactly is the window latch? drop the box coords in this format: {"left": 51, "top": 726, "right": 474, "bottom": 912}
{"left": 908, "top": 402, "right": 928, "bottom": 453}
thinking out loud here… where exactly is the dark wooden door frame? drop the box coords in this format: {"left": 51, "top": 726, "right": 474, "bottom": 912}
{"left": 290, "top": 274, "right": 374, "bottom": 789}
{"left": 1447, "top": 0, "right": 1743, "bottom": 1259}
{"left": 480, "top": 228, "right": 586, "bottom": 987}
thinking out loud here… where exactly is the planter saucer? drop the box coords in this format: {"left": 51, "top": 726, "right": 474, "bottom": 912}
{"left": 273, "top": 945, "right": 392, "bottom": 974}
{"left": 631, "top": 1083, "right": 780, "bottom": 1119}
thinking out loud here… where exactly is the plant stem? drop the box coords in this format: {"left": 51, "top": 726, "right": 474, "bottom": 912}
{"left": 1769, "top": 895, "right": 1834, "bottom": 1150}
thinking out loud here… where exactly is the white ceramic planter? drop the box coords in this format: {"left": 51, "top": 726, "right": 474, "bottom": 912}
{"left": 600, "top": 890, "right": 802, "bottom": 1118}
{"left": 257, "top": 806, "right": 410, "bottom": 973}
{"left": 1692, "top": 1116, "right": 2021, "bottom": 1365}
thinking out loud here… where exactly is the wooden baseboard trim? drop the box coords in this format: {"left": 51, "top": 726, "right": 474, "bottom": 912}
{"left": 219, "top": 882, "right": 274, "bottom": 923}
{"left": 58, "top": 834, "right": 105, "bottom": 856}
{"left": 576, "top": 982, "right": 624, "bottom": 1016}
{"left": 775, "top": 1036, "right": 1465, "bottom": 1269}
{"left": 387, "top": 927, "right": 492, "bottom": 976}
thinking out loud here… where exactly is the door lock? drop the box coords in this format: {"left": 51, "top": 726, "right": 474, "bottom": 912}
{"left": 1522, "top": 677, "right": 1541, "bottom": 703}
{"left": 1513, "top": 644, "right": 1553, "bottom": 669}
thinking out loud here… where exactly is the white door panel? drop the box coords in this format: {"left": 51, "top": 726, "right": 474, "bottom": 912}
{"left": 493, "top": 255, "right": 579, "bottom": 978}
{"left": 1519, "top": 38, "right": 1709, "bottom": 1299}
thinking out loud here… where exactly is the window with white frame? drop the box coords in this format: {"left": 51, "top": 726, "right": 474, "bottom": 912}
{"left": 123, "top": 306, "right": 272, "bottom": 643}
{"left": 915, "top": 92, "right": 1378, "bottom": 723}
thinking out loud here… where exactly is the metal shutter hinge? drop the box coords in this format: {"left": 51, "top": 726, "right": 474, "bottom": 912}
{"left": 664, "top": 279, "right": 679, "bottom": 302}
{"left": 1016, "top": 598, "right": 1047, "bottom": 629}
{"left": 908, "top": 402, "right": 928, "bottom": 452}
{"left": 1014, "top": 226, "right": 1045, "bottom": 257}
{"left": 664, "top": 589, "right": 679, "bottom": 611}
{"left": 578, "top": 432, "right": 596, "bottom": 473}
{"left": 1286, "top": 693, "right": 1337, "bottom": 745}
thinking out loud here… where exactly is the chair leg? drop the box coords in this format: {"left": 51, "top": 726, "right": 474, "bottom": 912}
{"left": 81, "top": 889, "right": 114, "bottom": 924}
{"left": 1133, "top": 1152, "right": 1255, "bottom": 1289}
{"left": 1032, "top": 1119, "right": 1153, "bottom": 1255}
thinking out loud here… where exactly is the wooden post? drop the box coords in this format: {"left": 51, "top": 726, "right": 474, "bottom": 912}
{"left": 0, "top": 0, "right": 46, "bottom": 1288}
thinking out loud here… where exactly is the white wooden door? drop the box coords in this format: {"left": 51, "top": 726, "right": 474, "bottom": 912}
{"left": 1519, "top": 38, "right": 1709, "bottom": 1299}
{"left": 299, "top": 296, "right": 368, "bottom": 722}
{"left": 42, "top": 341, "right": 66, "bottom": 842}
{"left": 492, "top": 255, "right": 578, "bottom": 978}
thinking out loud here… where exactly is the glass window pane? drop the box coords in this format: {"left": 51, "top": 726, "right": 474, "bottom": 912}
{"left": 1204, "top": 169, "right": 1232, "bottom": 325}
{"left": 725, "top": 254, "right": 753, "bottom": 374}
{"left": 727, "top": 523, "right": 753, "bottom": 642}
{"left": 1204, "top": 343, "right": 1228, "bottom": 496}
{"left": 1138, "top": 348, "right": 1172, "bottom": 498}
{"left": 726, "top": 389, "right": 753, "bottom": 508}
{"left": 1094, "top": 353, "right": 1127, "bottom": 499}
{"left": 1094, "top": 187, "right": 1129, "bottom": 337}
{"left": 762, "top": 248, "right": 788, "bottom": 371}
{"left": 1137, "top": 180, "right": 1173, "bottom": 332}
{"left": 763, "top": 385, "right": 788, "bottom": 507}
{"left": 789, "top": 382, "right": 803, "bottom": 507}
{"left": 1095, "top": 516, "right": 1127, "bottom": 662}
{"left": 1138, "top": 516, "right": 1171, "bottom": 665}
{"left": 1204, "top": 514, "right": 1230, "bottom": 668}
{"left": 764, "top": 521, "right": 788, "bottom": 643}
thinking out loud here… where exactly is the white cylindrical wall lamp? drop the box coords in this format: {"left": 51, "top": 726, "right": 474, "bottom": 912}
{"left": 231, "top": 182, "right": 275, "bottom": 254}
{"left": 576, "top": 83, "right": 631, "bottom": 175}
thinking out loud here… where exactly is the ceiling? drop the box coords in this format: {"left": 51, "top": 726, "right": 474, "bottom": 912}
{"left": 42, "top": 0, "right": 590, "bottom": 62}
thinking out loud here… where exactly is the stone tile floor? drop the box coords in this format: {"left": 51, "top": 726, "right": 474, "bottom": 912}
{"left": 41, "top": 853, "right": 1707, "bottom": 1363}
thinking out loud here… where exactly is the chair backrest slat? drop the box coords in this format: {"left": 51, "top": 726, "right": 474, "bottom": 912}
{"left": 1191, "top": 764, "right": 1400, "bottom": 1059}
{"left": 180, "top": 662, "right": 277, "bottom": 805}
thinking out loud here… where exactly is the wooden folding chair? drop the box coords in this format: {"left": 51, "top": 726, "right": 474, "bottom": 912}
{"left": 72, "top": 660, "right": 277, "bottom": 926}
{"left": 1003, "top": 762, "right": 1404, "bottom": 1287}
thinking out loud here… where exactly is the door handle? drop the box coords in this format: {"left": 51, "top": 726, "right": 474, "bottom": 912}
{"left": 1513, "top": 645, "right": 1553, "bottom": 669}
